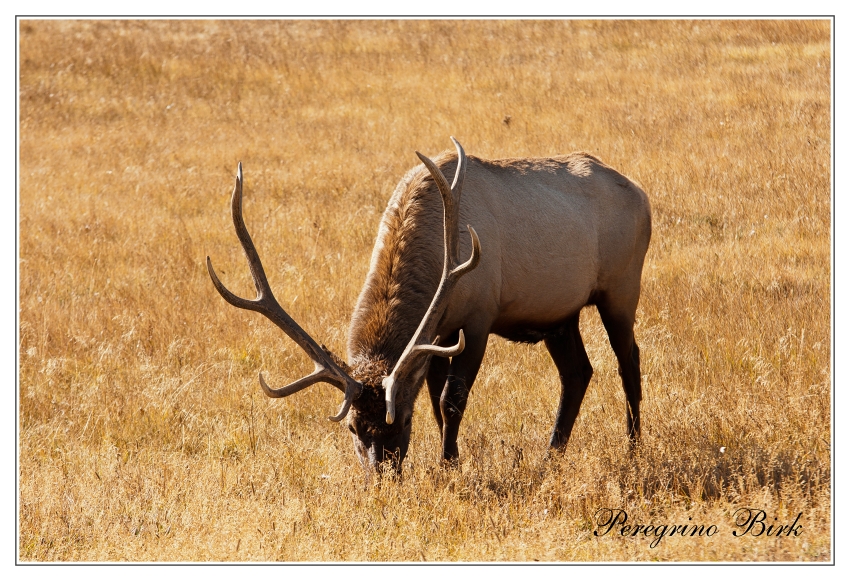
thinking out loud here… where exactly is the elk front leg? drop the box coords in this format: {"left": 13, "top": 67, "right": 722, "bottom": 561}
{"left": 426, "top": 355, "right": 450, "bottom": 433}
{"left": 437, "top": 329, "right": 488, "bottom": 464}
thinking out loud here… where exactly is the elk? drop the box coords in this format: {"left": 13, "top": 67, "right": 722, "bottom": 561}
{"left": 207, "top": 138, "right": 651, "bottom": 473}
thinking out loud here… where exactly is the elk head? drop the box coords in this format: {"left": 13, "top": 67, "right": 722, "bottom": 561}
{"left": 207, "top": 138, "right": 480, "bottom": 473}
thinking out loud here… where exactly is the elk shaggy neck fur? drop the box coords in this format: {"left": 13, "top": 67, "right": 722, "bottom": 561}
{"left": 347, "top": 151, "right": 460, "bottom": 379}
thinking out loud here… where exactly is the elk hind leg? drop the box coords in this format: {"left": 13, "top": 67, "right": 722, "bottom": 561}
{"left": 545, "top": 314, "right": 593, "bottom": 449}
{"left": 598, "top": 305, "right": 642, "bottom": 445}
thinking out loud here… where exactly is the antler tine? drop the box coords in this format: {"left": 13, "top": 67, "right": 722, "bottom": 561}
{"left": 417, "top": 145, "right": 465, "bottom": 268}
{"left": 258, "top": 368, "right": 339, "bottom": 398}
{"left": 207, "top": 163, "right": 361, "bottom": 421}
{"left": 229, "top": 162, "right": 274, "bottom": 299}
{"left": 328, "top": 396, "right": 355, "bottom": 423}
{"left": 261, "top": 370, "right": 359, "bottom": 422}
{"left": 410, "top": 330, "right": 466, "bottom": 358}
{"left": 416, "top": 151, "right": 453, "bottom": 204}
{"left": 449, "top": 136, "right": 466, "bottom": 193}
{"left": 452, "top": 225, "right": 481, "bottom": 278}
{"left": 384, "top": 139, "right": 482, "bottom": 424}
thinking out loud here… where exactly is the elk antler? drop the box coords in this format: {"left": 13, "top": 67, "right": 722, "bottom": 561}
{"left": 383, "top": 137, "right": 481, "bottom": 424}
{"left": 207, "top": 163, "right": 362, "bottom": 422}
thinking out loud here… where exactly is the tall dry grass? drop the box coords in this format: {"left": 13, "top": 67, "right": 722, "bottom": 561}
{"left": 19, "top": 20, "right": 830, "bottom": 561}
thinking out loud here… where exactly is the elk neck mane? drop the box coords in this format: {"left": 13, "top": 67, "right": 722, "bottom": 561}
{"left": 346, "top": 150, "right": 461, "bottom": 382}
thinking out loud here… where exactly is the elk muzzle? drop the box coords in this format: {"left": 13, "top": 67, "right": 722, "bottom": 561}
{"left": 350, "top": 416, "right": 413, "bottom": 474}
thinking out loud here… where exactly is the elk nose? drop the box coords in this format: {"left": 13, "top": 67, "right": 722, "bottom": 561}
{"left": 366, "top": 442, "right": 383, "bottom": 470}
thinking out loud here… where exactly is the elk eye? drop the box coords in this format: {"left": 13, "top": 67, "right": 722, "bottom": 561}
{"left": 404, "top": 416, "right": 412, "bottom": 428}
{"left": 348, "top": 424, "right": 356, "bottom": 434}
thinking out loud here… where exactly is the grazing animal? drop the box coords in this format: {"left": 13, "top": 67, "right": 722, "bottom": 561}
{"left": 207, "top": 138, "right": 651, "bottom": 473}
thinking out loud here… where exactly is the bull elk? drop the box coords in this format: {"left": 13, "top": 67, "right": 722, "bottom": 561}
{"left": 207, "top": 138, "right": 651, "bottom": 473}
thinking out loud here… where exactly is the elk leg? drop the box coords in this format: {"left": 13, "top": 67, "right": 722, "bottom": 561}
{"left": 439, "top": 330, "right": 489, "bottom": 464}
{"left": 545, "top": 314, "right": 593, "bottom": 449}
{"left": 426, "top": 348, "right": 451, "bottom": 433}
{"left": 598, "top": 307, "right": 642, "bottom": 445}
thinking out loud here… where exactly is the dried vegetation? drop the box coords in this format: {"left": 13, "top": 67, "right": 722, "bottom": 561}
{"left": 19, "top": 20, "right": 830, "bottom": 561}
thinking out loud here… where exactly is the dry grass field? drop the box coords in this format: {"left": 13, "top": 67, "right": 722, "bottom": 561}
{"left": 18, "top": 20, "right": 831, "bottom": 561}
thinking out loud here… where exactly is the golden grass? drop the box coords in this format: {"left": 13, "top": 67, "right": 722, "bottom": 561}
{"left": 18, "top": 19, "right": 831, "bottom": 561}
